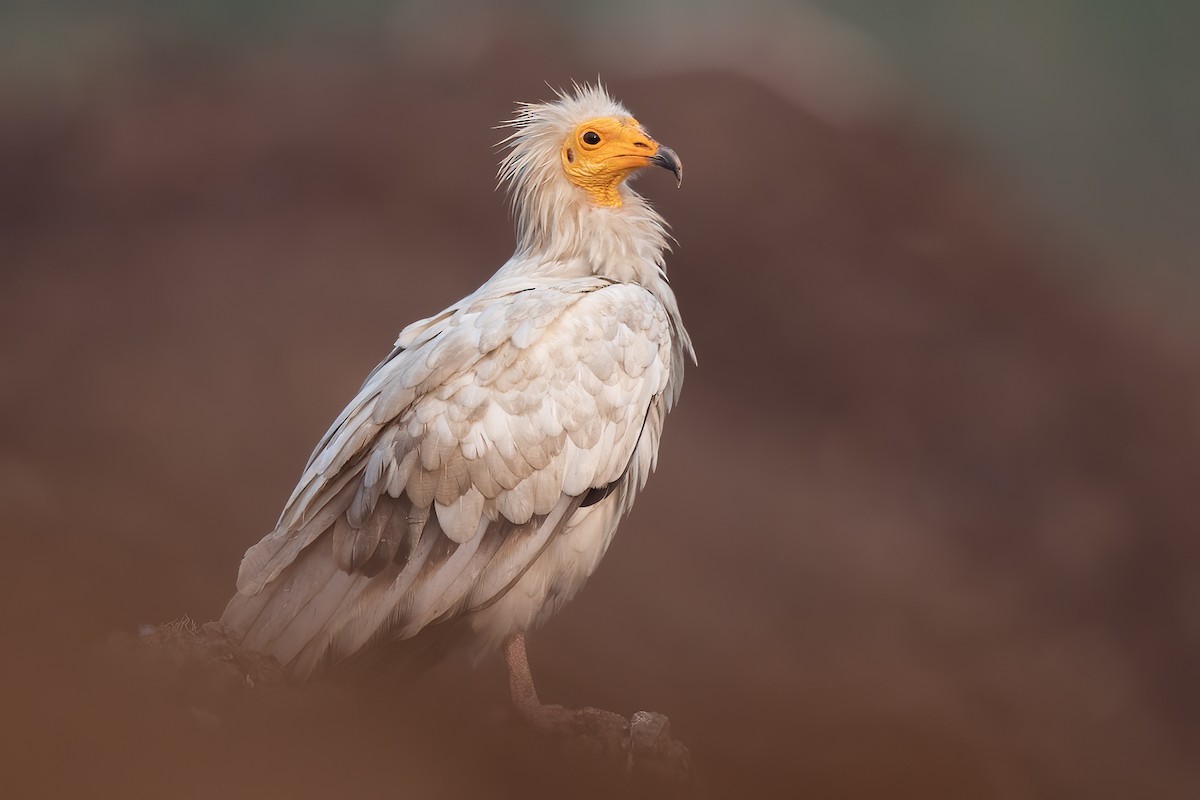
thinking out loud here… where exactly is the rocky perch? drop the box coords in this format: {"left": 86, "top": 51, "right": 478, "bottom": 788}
{"left": 106, "top": 618, "right": 698, "bottom": 798}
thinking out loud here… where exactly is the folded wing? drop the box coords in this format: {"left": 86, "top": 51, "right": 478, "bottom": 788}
{"left": 221, "top": 278, "right": 676, "bottom": 678}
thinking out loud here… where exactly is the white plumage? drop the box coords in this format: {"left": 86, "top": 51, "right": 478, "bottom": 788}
{"left": 222, "top": 84, "right": 693, "bottom": 683}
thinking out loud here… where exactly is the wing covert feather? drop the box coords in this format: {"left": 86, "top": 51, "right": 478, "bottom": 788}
{"left": 225, "top": 279, "right": 679, "bottom": 676}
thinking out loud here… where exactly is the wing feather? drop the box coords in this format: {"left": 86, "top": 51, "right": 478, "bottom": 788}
{"left": 222, "top": 279, "right": 678, "bottom": 677}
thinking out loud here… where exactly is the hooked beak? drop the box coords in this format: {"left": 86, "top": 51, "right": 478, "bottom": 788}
{"left": 649, "top": 145, "right": 683, "bottom": 188}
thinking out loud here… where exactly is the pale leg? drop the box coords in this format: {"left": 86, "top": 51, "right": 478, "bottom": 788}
{"left": 501, "top": 632, "right": 626, "bottom": 734}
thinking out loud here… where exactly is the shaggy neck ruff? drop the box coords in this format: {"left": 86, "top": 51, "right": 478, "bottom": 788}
{"left": 497, "top": 86, "right": 672, "bottom": 288}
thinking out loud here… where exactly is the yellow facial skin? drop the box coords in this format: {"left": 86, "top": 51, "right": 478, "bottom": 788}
{"left": 561, "top": 116, "right": 677, "bottom": 208}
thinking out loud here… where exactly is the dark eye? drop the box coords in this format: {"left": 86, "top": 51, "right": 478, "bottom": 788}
{"left": 582, "top": 130, "right": 601, "bottom": 145}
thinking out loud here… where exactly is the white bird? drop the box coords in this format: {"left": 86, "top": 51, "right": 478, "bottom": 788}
{"left": 221, "top": 84, "right": 693, "bottom": 725}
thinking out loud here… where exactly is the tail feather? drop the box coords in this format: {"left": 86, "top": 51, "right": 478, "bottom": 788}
{"left": 236, "top": 470, "right": 360, "bottom": 595}
{"left": 222, "top": 534, "right": 341, "bottom": 653}
{"left": 221, "top": 492, "right": 587, "bottom": 681}
{"left": 286, "top": 521, "right": 444, "bottom": 679}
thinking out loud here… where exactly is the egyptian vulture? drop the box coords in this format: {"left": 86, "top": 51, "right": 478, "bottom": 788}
{"left": 222, "top": 84, "right": 693, "bottom": 726}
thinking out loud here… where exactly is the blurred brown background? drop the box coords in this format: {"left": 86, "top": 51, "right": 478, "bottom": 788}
{"left": 2, "top": 2, "right": 1199, "bottom": 798}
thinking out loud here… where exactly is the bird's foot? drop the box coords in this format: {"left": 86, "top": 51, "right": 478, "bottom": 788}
{"left": 519, "top": 701, "right": 628, "bottom": 743}
{"left": 515, "top": 702, "right": 691, "bottom": 781}
{"left": 501, "top": 634, "right": 691, "bottom": 782}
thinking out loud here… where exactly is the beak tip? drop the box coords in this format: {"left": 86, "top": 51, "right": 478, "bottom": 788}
{"left": 651, "top": 145, "right": 683, "bottom": 189}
